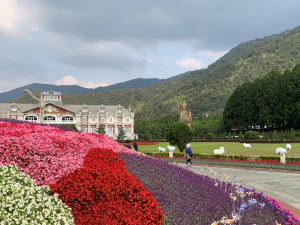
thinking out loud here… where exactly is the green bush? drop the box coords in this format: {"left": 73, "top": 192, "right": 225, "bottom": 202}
{"left": 272, "top": 131, "right": 279, "bottom": 141}
{"left": 244, "top": 131, "right": 260, "bottom": 140}
{"left": 205, "top": 132, "right": 216, "bottom": 140}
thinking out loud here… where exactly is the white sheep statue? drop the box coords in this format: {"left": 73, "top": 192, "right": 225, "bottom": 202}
{"left": 243, "top": 143, "right": 251, "bottom": 149}
{"left": 286, "top": 144, "right": 291, "bottom": 150}
{"left": 158, "top": 147, "right": 166, "bottom": 152}
{"left": 167, "top": 145, "right": 175, "bottom": 158}
{"left": 167, "top": 145, "right": 176, "bottom": 151}
{"left": 214, "top": 147, "right": 225, "bottom": 154}
{"left": 275, "top": 148, "right": 287, "bottom": 155}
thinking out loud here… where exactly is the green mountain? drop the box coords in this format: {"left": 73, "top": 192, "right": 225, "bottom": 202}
{"left": 12, "top": 25, "right": 300, "bottom": 120}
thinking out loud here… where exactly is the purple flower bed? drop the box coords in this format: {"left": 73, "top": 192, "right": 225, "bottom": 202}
{"left": 118, "top": 153, "right": 300, "bottom": 225}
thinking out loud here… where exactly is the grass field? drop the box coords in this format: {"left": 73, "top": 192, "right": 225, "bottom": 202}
{"left": 137, "top": 142, "right": 300, "bottom": 157}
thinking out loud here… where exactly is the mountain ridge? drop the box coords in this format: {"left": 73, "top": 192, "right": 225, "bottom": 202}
{"left": 8, "top": 25, "right": 300, "bottom": 120}
{"left": 0, "top": 72, "right": 189, "bottom": 103}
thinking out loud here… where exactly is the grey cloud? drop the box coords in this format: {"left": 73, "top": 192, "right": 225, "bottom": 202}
{"left": 36, "top": 0, "right": 300, "bottom": 50}
{"left": 59, "top": 52, "right": 146, "bottom": 71}
{"left": 0, "top": 59, "right": 46, "bottom": 79}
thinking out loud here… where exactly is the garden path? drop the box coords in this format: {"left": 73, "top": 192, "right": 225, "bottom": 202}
{"left": 179, "top": 164, "right": 300, "bottom": 220}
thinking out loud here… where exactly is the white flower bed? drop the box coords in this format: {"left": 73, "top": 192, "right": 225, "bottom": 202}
{"left": 0, "top": 165, "right": 74, "bottom": 225}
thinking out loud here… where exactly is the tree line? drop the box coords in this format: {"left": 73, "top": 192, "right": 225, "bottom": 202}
{"left": 223, "top": 63, "right": 300, "bottom": 132}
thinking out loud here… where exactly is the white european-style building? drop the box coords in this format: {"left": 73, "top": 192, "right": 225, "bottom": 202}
{"left": 0, "top": 91, "right": 136, "bottom": 140}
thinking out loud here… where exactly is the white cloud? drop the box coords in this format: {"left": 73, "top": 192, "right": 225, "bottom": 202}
{"left": 55, "top": 76, "right": 108, "bottom": 89}
{"left": 176, "top": 58, "right": 204, "bottom": 70}
{"left": 0, "top": 0, "right": 21, "bottom": 35}
{"left": 0, "top": 0, "right": 38, "bottom": 36}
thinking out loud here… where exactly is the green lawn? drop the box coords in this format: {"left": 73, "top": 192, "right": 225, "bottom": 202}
{"left": 137, "top": 142, "right": 300, "bottom": 157}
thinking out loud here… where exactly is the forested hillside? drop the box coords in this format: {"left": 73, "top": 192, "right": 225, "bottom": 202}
{"left": 223, "top": 63, "right": 300, "bottom": 131}
{"left": 12, "top": 26, "right": 300, "bottom": 120}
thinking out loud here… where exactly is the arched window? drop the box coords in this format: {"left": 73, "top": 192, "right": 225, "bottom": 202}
{"left": 44, "top": 115, "right": 56, "bottom": 123}
{"left": 126, "top": 127, "right": 130, "bottom": 134}
{"left": 108, "top": 126, "right": 113, "bottom": 134}
{"left": 82, "top": 127, "right": 87, "bottom": 133}
{"left": 91, "top": 126, "right": 96, "bottom": 133}
{"left": 62, "top": 116, "right": 74, "bottom": 123}
{"left": 24, "top": 115, "right": 38, "bottom": 122}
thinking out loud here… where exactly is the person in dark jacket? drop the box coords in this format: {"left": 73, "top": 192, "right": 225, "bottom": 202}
{"left": 184, "top": 143, "right": 193, "bottom": 166}
{"left": 133, "top": 142, "right": 139, "bottom": 151}
{"left": 124, "top": 140, "right": 132, "bottom": 149}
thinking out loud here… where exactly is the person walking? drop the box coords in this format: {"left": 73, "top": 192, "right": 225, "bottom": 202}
{"left": 185, "top": 143, "right": 193, "bottom": 166}
{"left": 124, "top": 140, "right": 132, "bottom": 149}
{"left": 133, "top": 142, "right": 139, "bottom": 152}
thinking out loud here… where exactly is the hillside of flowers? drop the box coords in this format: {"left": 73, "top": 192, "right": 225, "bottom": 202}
{"left": 0, "top": 120, "right": 299, "bottom": 224}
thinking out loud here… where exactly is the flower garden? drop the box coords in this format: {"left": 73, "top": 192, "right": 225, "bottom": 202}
{"left": 0, "top": 120, "right": 299, "bottom": 224}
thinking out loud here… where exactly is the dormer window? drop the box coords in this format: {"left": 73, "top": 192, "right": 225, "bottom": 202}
{"left": 99, "top": 105, "right": 105, "bottom": 114}
{"left": 11, "top": 107, "right": 17, "bottom": 112}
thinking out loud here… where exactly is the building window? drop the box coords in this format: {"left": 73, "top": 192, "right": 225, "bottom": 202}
{"left": 11, "top": 116, "right": 17, "bottom": 120}
{"left": 62, "top": 116, "right": 74, "bottom": 123}
{"left": 108, "top": 126, "right": 113, "bottom": 134}
{"left": 100, "top": 109, "right": 105, "bottom": 114}
{"left": 126, "top": 117, "right": 130, "bottom": 123}
{"left": 117, "top": 109, "right": 122, "bottom": 114}
{"left": 91, "top": 117, "right": 96, "bottom": 122}
{"left": 11, "top": 107, "right": 17, "bottom": 112}
{"left": 109, "top": 117, "right": 113, "bottom": 123}
{"left": 53, "top": 96, "right": 58, "bottom": 100}
{"left": 118, "top": 117, "right": 122, "bottom": 123}
{"left": 82, "top": 117, "right": 87, "bottom": 123}
{"left": 101, "top": 117, "right": 105, "bottom": 123}
{"left": 126, "top": 127, "right": 130, "bottom": 134}
{"left": 25, "top": 115, "right": 38, "bottom": 122}
{"left": 82, "top": 127, "right": 87, "bottom": 133}
{"left": 91, "top": 126, "right": 96, "bottom": 133}
{"left": 44, "top": 116, "right": 56, "bottom": 123}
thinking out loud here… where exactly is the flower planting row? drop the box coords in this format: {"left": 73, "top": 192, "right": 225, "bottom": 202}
{"left": 0, "top": 121, "right": 130, "bottom": 185}
{"left": 0, "top": 118, "right": 79, "bottom": 132}
{"left": 0, "top": 121, "right": 163, "bottom": 224}
{"left": 1, "top": 120, "right": 299, "bottom": 224}
{"left": 0, "top": 165, "right": 74, "bottom": 225}
{"left": 50, "top": 148, "right": 164, "bottom": 224}
{"left": 118, "top": 153, "right": 300, "bottom": 224}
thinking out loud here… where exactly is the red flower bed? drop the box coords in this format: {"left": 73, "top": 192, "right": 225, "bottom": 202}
{"left": 50, "top": 148, "right": 164, "bottom": 225}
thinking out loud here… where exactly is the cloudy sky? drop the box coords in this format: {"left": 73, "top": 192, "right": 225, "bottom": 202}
{"left": 0, "top": 0, "right": 299, "bottom": 92}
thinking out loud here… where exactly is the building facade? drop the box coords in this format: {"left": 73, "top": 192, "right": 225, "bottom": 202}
{"left": 0, "top": 91, "right": 136, "bottom": 140}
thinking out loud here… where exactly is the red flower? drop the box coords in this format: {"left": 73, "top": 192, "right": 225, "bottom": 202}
{"left": 50, "top": 148, "right": 164, "bottom": 225}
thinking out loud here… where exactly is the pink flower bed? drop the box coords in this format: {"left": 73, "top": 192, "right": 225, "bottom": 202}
{"left": 0, "top": 121, "right": 136, "bottom": 185}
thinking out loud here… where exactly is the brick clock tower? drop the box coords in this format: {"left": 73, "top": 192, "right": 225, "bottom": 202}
{"left": 178, "top": 100, "right": 192, "bottom": 129}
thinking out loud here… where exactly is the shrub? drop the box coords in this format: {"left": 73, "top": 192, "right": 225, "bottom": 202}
{"left": 272, "top": 131, "right": 279, "bottom": 141}
{"left": 244, "top": 131, "right": 260, "bottom": 140}
{"left": 205, "top": 132, "right": 216, "bottom": 140}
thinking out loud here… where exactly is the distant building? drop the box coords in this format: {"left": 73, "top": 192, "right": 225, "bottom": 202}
{"left": 0, "top": 91, "right": 136, "bottom": 140}
{"left": 178, "top": 100, "right": 192, "bottom": 128}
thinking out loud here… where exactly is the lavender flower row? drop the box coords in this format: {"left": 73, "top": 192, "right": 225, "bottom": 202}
{"left": 118, "top": 153, "right": 299, "bottom": 224}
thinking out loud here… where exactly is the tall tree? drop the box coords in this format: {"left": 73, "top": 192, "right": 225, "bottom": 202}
{"left": 165, "top": 121, "right": 193, "bottom": 153}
